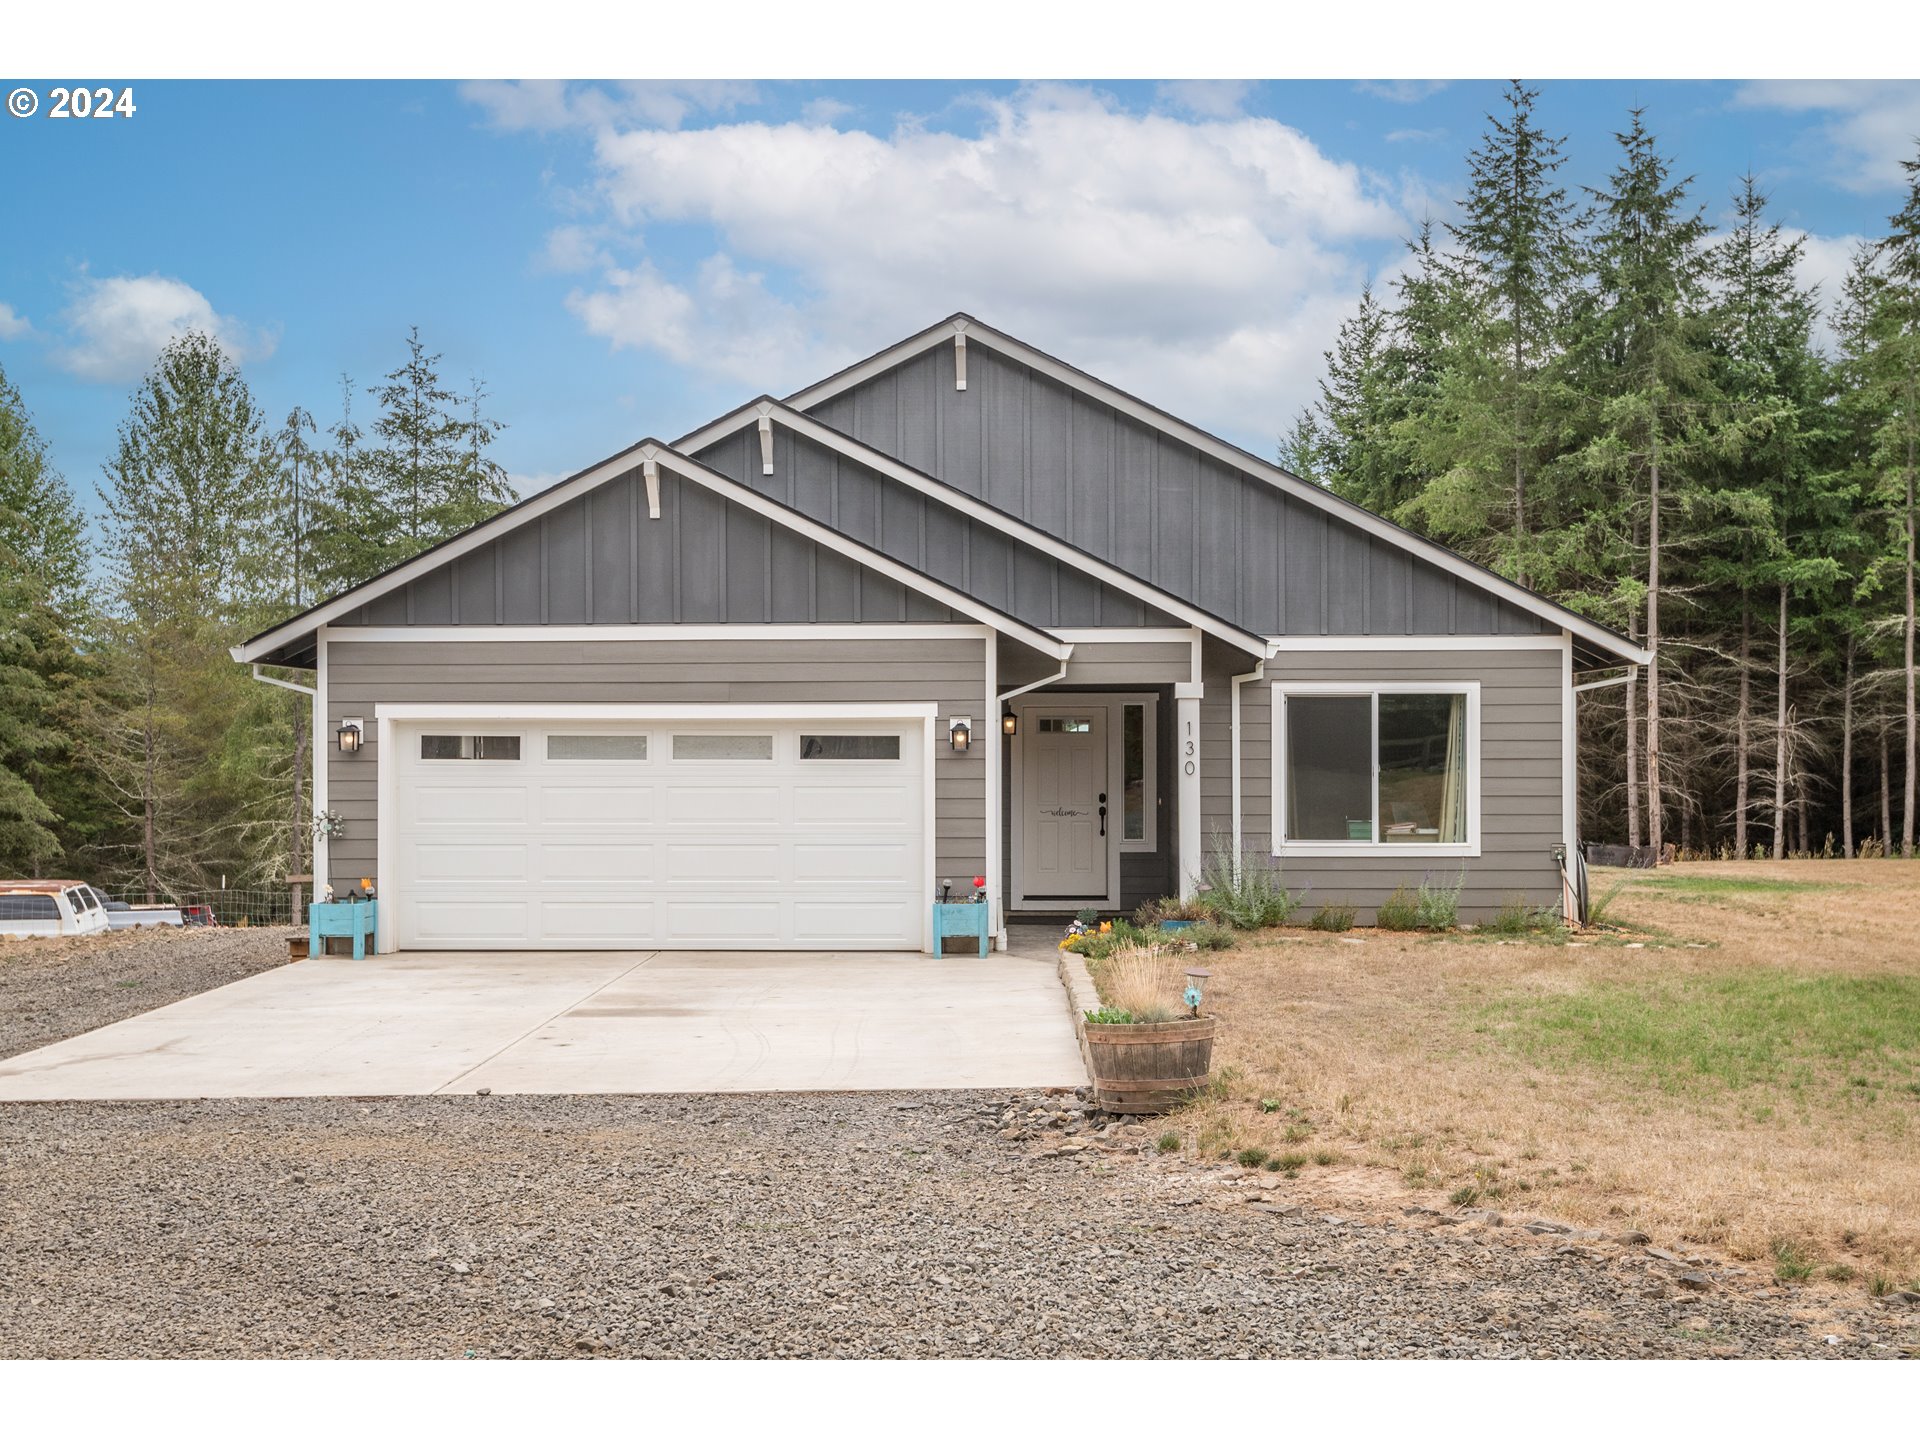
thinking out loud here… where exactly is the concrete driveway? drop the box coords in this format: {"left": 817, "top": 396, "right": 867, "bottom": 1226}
{"left": 0, "top": 950, "right": 1087, "bottom": 1101}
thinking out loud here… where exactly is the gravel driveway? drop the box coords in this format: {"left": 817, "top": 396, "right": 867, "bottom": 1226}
{"left": 2, "top": 931, "right": 1911, "bottom": 1359}
{"left": 0, "top": 927, "right": 293, "bottom": 1061}
{"left": 3, "top": 1090, "right": 1911, "bottom": 1359}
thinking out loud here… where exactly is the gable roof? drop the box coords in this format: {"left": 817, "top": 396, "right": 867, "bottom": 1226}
{"left": 233, "top": 438, "right": 1070, "bottom": 667}
{"left": 682, "top": 396, "right": 1267, "bottom": 657}
{"left": 680, "top": 313, "right": 1649, "bottom": 668}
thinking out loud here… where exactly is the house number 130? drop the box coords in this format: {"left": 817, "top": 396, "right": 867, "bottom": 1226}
{"left": 1184, "top": 720, "right": 1196, "bottom": 776}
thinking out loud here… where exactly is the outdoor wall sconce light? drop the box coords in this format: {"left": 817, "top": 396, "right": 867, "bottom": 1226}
{"left": 948, "top": 717, "right": 972, "bottom": 753}
{"left": 1001, "top": 710, "right": 1018, "bottom": 736}
{"left": 1183, "top": 967, "right": 1211, "bottom": 1016}
{"left": 336, "top": 719, "right": 364, "bottom": 755}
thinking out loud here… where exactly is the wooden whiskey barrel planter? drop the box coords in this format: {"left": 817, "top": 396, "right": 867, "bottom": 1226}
{"left": 1085, "top": 1016, "right": 1216, "bottom": 1114}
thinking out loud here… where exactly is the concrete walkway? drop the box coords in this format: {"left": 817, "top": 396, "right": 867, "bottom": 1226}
{"left": 0, "top": 950, "right": 1087, "bottom": 1101}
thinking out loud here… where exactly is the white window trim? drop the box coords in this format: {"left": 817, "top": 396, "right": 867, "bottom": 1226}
{"left": 1270, "top": 680, "right": 1481, "bottom": 859}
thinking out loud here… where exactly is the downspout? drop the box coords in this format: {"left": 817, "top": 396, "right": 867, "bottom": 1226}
{"left": 1229, "top": 649, "right": 1269, "bottom": 867}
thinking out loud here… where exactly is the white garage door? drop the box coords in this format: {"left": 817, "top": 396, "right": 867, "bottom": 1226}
{"left": 390, "top": 719, "right": 927, "bottom": 950}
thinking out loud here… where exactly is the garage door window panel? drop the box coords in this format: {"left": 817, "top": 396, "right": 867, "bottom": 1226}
{"left": 548, "top": 734, "right": 649, "bottom": 761}
{"left": 800, "top": 734, "right": 902, "bottom": 760}
{"left": 672, "top": 733, "right": 774, "bottom": 761}
{"left": 421, "top": 734, "right": 522, "bottom": 760}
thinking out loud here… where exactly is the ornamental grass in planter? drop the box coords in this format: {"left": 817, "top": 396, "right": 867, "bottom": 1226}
{"left": 1082, "top": 944, "right": 1216, "bottom": 1115}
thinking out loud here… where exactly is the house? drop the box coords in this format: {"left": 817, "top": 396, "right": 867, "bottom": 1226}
{"left": 234, "top": 314, "right": 1649, "bottom": 954}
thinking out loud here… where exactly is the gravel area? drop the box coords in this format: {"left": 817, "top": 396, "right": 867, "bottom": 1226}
{"left": 0, "top": 927, "right": 294, "bottom": 1061}
{"left": 3, "top": 1089, "right": 1913, "bottom": 1359}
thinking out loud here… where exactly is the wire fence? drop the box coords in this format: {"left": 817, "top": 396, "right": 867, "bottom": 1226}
{"left": 102, "top": 884, "right": 311, "bottom": 929}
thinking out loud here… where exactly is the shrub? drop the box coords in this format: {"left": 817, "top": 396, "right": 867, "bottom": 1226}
{"left": 1135, "top": 895, "right": 1217, "bottom": 925}
{"left": 1415, "top": 871, "right": 1465, "bottom": 930}
{"left": 1184, "top": 921, "right": 1236, "bottom": 951}
{"left": 1275, "top": 1152, "right": 1307, "bottom": 1174}
{"left": 1376, "top": 884, "right": 1421, "bottom": 931}
{"left": 1585, "top": 878, "right": 1630, "bottom": 928}
{"left": 1199, "top": 835, "right": 1300, "bottom": 929}
{"left": 1093, "top": 944, "right": 1183, "bottom": 1023}
{"left": 1483, "top": 895, "right": 1564, "bottom": 936}
{"left": 1235, "top": 1146, "right": 1270, "bottom": 1169}
{"left": 1084, "top": 1006, "right": 1135, "bottom": 1025}
{"left": 1075, "top": 906, "right": 1101, "bottom": 925}
{"left": 1309, "top": 901, "right": 1356, "bottom": 932}
{"left": 1156, "top": 1131, "right": 1181, "bottom": 1154}
{"left": 1065, "top": 918, "right": 1152, "bottom": 960}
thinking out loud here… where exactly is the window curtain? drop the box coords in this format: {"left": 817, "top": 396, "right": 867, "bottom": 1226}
{"left": 1438, "top": 696, "right": 1466, "bottom": 841}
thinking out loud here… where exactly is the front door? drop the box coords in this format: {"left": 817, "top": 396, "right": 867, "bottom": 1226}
{"left": 1019, "top": 710, "right": 1108, "bottom": 902}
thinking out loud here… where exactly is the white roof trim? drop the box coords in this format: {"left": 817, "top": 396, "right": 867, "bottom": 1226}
{"left": 689, "top": 400, "right": 1266, "bottom": 657}
{"left": 744, "top": 315, "right": 1647, "bottom": 668}
{"left": 235, "top": 436, "right": 1068, "bottom": 665}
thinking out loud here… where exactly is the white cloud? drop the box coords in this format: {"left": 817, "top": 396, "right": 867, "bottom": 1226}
{"left": 0, "top": 302, "right": 30, "bottom": 340}
{"left": 800, "top": 96, "right": 855, "bottom": 126}
{"left": 1385, "top": 127, "right": 1446, "bottom": 144}
{"left": 1154, "top": 80, "right": 1256, "bottom": 120}
{"left": 1733, "top": 80, "right": 1920, "bottom": 193}
{"left": 1356, "top": 80, "right": 1449, "bottom": 104}
{"left": 529, "top": 83, "right": 1406, "bottom": 437}
{"left": 54, "top": 274, "right": 275, "bottom": 383}
{"left": 508, "top": 470, "right": 569, "bottom": 498}
{"left": 537, "top": 224, "right": 608, "bottom": 274}
{"left": 462, "top": 79, "right": 760, "bottom": 134}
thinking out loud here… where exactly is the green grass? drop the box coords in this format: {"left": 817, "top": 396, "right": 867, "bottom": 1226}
{"left": 1480, "top": 971, "right": 1920, "bottom": 1098}
{"left": 1627, "top": 875, "right": 1844, "bottom": 900}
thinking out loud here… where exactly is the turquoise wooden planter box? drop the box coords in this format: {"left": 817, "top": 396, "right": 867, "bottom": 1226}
{"left": 310, "top": 899, "right": 378, "bottom": 960}
{"left": 931, "top": 901, "right": 991, "bottom": 957}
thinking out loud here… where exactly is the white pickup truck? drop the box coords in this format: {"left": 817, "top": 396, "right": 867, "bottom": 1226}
{"left": 0, "top": 881, "right": 114, "bottom": 938}
{"left": 103, "top": 899, "right": 186, "bottom": 929}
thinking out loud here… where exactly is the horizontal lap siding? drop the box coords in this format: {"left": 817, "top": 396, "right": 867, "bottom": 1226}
{"left": 323, "top": 635, "right": 988, "bottom": 897}
{"left": 1202, "top": 646, "right": 1567, "bottom": 921}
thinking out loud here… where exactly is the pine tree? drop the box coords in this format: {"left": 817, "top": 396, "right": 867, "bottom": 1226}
{"left": 1866, "top": 147, "right": 1920, "bottom": 856}
{"left": 1568, "top": 110, "right": 1718, "bottom": 855}
{"left": 95, "top": 332, "right": 276, "bottom": 898}
{"left": 1404, "top": 81, "right": 1580, "bottom": 587}
{"left": 0, "top": 363, "right": 91, "bottom": 871}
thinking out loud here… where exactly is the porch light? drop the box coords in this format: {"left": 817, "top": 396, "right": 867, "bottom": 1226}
{"left": 949, "top": 717, "right": 972, "bottom": 753}
{"left": 336, "top": 719, "right": 363, "bottom": 755}
{"left": 1183, "top": 967, "right": 1211, "bottom": 1016}
{"left": 1001, "top": 710, "right": 1018, "bottom": 736}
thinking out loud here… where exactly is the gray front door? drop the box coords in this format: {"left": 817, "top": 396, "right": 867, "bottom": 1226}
{"left": 1019, "top": 709, "right": 1108, "bottom": 901}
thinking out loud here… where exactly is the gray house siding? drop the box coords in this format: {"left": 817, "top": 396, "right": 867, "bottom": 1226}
{"left": 323, "top": 636, "right": 988, "bottom": 898}
{"left": 805, "top": 341, "right": 1545, "bottom": 640}
{"left": 692, "top": 425, "right": 1185, "bottom": 631}
{"left": 330, "top": 467, "right": 962, "bottom": 630}
{"left": 1202, "top": 645, "right": 1566, "bottom": 921}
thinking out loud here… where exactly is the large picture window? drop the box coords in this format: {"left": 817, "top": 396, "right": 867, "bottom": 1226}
{"left": 1274, "top": 685, "right": 1476, "bottom": 853}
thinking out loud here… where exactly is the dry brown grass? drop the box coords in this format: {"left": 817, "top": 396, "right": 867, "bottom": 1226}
{"left": 1090, "top": 944, "right": 1184, "bottom": 1022}
{"left": 1163, "top": 859, "right": 1920, "bottom": 1290}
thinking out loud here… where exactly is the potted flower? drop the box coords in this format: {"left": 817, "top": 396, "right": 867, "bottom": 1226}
{"left": 1081, "top": 944, "right": 1216, "bottom": 1114}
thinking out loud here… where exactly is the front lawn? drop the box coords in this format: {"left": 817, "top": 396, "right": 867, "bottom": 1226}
{"left": 1154, "top": 859, "right": 1920, "bottom": 1291}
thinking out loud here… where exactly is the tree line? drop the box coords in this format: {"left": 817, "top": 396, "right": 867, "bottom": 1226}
{"left": 0, "top": 328, "right": 512, "bottom": 895}
{"left": 1285, "top": 84, "right": 1920, "bottom": 859}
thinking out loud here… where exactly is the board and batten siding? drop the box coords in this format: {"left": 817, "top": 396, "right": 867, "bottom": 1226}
{"left": 805, "top": 341, "right": 1547, "bottom": 641}
{"left": 693, "top": 425, "right": 1183, "bottom": 632}
{"left": 1202, "top": 645, "right": 1566, "bottom": 921}
{"left": 327, "top": 466, "right": 962, "bottom": 631}
{"left": 322, "top": 635, "right": 988, "bottom": 898}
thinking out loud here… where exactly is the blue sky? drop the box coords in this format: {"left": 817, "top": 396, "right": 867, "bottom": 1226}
{"left": 4, "top": 77, "right": 1918, "bottom": 511}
